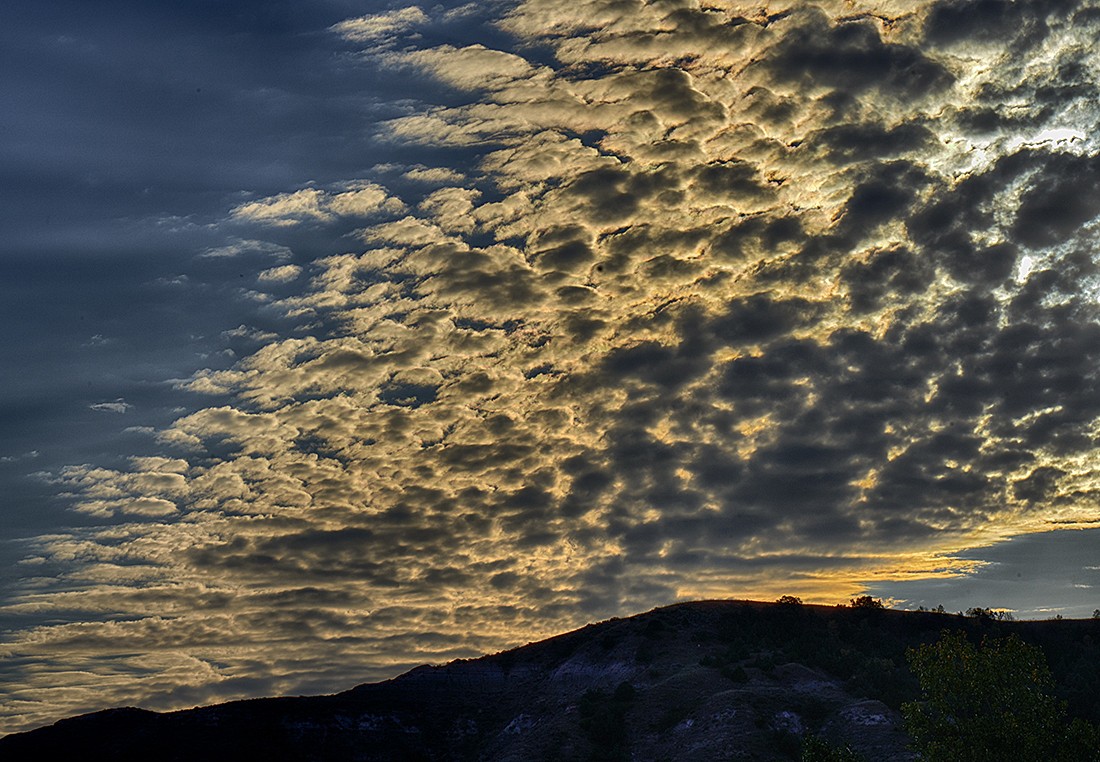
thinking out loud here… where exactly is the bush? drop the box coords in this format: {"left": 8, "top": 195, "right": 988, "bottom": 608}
{"left": 722, "top": 664, "right": 750, "bottom": 683}
{"left": 579, "top": 682, "right": 636, "bottom": 761}
{"left": 965, "top": 607, "right": 1015, "bottom": 621}
{"left": 849, "top": 596, "right": 884, "bottom": 609}
{"left": 800, "top": 735, "right": 865, "bottom": 761}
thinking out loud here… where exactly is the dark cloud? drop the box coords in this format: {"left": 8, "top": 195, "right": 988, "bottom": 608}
{"left": 691, "top": 159, "right": 772, "bottom": 200}
{"left": 922, "top": 0, "right": 1071, "bottom": 48}
{"left": 804, "top": 121, "right": 938, "bottom": 165}
{"left": 834, "top": 161, "right": 931, "bottom": 245}
{"left": 709, "top": 293, "right": 822, "bottom": 347}
{"left": 1012, "top": 153, "right": 1100, "bottom": 248}
{"left": 843, "top": 246, "right": 934, "bottom": 313}
{"left": 601, "top": 338, "right": 709, "bottom": 391}
{"left": 707, "top": 215, "right": 804, "bottom": 263}
{"left": 761, "top": 8, "right": 954, "bottom": 98}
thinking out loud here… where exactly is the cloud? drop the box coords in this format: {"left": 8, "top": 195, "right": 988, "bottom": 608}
{"left": 89, "top": 400, "right": 132, "bottom": 414}
{"left": 393, "top": 45, "right": 540, "bottom": 91}
{"left": 257, "top": 265, "right": 302, "bottom": 284}
{"left": 403, "top": 166, "right": 466, "bottom": 184}
{"left": 73, "top": 496, "right": 178, "bottom": 518}
{"left": 0, "top": 451, "right": 39, "bottom": 463}
{"left": 222, "top": 325, "right": 279, "bottom": 343}
{"left": 756, "top": 7, "right": 955, "bottom": 98}
{"left": 330, "top": 7, "right": 429, "bottom": 42}
{"left": 230, "top": 183, "right": 405, "bottom": 227}
{"left": 200, "top": 239, "right": 294, "bottom": 259}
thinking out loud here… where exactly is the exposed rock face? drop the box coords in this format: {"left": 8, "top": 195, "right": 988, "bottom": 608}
{"left": 8, "top": 599, "right": 1095, "bottom": 761}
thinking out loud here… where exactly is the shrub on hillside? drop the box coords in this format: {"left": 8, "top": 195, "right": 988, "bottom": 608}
{"left": 849, "top": 596, "right": 884, "bottom": 609}
{"left": 800, "top": 735, "right": 866, "bottom": 761}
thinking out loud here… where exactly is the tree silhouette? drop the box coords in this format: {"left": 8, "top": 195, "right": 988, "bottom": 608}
{"left": 965, "top": 607, "right": 1014, "bottom": 621}
{"left": 849, "top": 595, "right": 884, "bottom": 609}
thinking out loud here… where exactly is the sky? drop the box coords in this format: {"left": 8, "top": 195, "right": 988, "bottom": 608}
{"left": 3, "top": 0, "right": 1100, "bottom": 735}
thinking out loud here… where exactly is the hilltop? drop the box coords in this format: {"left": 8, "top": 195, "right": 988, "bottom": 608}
{"left": 3, "top": 599, "right": 1099, "bottom": 761}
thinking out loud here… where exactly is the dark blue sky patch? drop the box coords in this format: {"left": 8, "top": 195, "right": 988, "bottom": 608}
{"left": 867, "top": 528, "right": 1100, "bottom": 618}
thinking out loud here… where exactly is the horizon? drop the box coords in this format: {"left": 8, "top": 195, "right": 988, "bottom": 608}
{"left": 3, "top": 0, "right": 1100, "bottom": 736}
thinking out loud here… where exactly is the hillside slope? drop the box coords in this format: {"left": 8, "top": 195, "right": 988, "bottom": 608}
{"left": 3, "top": 600, "right": 1099, "bottom": 761}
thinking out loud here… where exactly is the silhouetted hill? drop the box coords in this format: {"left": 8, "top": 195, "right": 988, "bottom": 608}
{"left": 3, "top": 600, "right": 1099, "bottom": 761}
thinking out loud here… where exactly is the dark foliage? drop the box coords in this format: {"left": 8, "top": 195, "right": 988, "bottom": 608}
{"left": 578, "top": 682, "right": 636, "bottom": 762}
{"left": 849, "top": 596, "right": 885, "bottom": 609}
{"left": 904, "top": 630, "right": 1100, "bottom": 761}
{"left": 800, "top": 734, "right": 866, "bottom": 761}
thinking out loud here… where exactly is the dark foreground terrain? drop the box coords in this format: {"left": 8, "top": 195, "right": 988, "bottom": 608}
{"left": 3, "top": 600, "right": 1099, "bottom": 761}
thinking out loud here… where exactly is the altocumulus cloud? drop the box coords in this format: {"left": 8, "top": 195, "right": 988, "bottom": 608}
{"left": 329, "top": 6, "right": 430, "bottom": 43}
{"left": 4, "top": 0, "right": 1100, "bottom": 734}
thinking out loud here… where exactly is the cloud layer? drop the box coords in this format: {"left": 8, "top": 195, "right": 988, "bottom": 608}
{"left": 4, "top": 0, "right": 1100, "bottom": 734}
